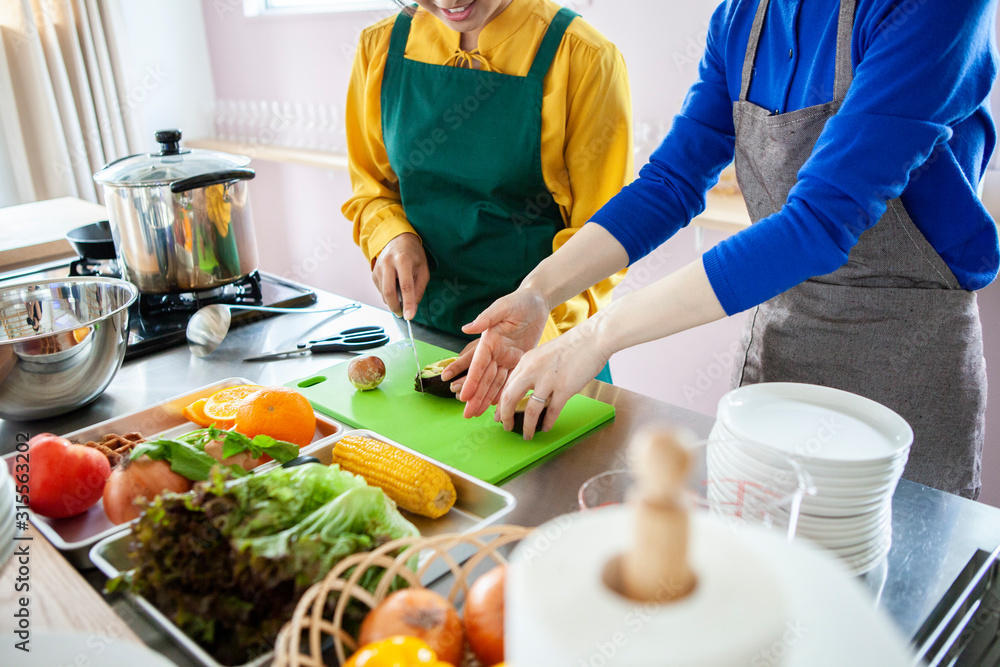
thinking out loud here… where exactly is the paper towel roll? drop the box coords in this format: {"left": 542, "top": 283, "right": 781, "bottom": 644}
{"left": 507, "top": 506, "right": 788, "bottom": 667}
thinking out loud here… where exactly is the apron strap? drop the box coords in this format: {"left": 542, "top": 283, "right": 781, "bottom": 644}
{"left": 740, "top": 0, "right": 857, "bottom": 103}
{"left": 833, "top": 0, "right": 857, "bottom": 100}
{"left": 739, "top": 0, "right": 771, "bottom": 102}
{"left": 527, "top": 7, "right": 579, "bottom": 81}
{"left": 387, "top": 9, "right": 414, "bottom": 60}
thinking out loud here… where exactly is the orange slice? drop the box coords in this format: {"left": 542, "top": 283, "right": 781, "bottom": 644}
{"left": 202, "top": 384, "right": 262, "bottom": 424}
{"left": 182, "top": 397, "right": 235, "bottom": 429}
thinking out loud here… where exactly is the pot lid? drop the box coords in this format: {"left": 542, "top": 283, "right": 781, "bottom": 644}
{"left": 93, "top": 129, "right": 251, "bottom": 187}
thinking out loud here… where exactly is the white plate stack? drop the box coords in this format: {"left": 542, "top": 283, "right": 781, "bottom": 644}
{"left": 710, "top": 383, "right": 913, "bottom": 575}
{"left": 0, "top": 459, "right": 18, "bottom": 568}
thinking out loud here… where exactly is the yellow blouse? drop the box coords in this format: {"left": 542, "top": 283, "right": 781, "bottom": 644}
{"left": 343, "top": 0, "right": 633, "bottom": 342}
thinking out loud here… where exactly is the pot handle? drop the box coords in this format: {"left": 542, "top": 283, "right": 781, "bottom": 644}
{"left": 169, "top": 168, "right": 256, "bottom": 194}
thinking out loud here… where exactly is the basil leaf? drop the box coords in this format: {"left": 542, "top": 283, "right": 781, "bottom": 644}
{"left": 131, "top": 439, "right": 220, "bottom": 481}
{"left": 170, "top": 426, "right": 301, "bottom": 469}
{"left": 250, "top": 435, "right": 299, "bottom": 464}
{"left": 221, "top": 431, "right": 250, "bottom": 460}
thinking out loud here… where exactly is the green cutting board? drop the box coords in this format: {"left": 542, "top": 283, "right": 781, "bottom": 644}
{"left": 287, "top": 340, "right": 615, "bottom": 484}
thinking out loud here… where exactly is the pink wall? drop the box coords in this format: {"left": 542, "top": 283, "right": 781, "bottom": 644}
{"left": 201, "top": 1, "right": 999, "bottom": 506}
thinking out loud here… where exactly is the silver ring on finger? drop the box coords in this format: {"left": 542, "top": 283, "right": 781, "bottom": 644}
{"left": 529, "top": 393, "right": 549, "bottom": 406}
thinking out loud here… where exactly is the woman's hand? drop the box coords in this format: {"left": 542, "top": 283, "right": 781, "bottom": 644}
{"left": 458, "top": 288, "right": 551, "bottom": 418}
{"left": 441, "top": 339, "right": 478, "bottom": 396}
{"left": 372, "top": 232, "right": 429, "bottom": 319}
{"left": 497, "top": 323, "right": 610, "bottom": 440}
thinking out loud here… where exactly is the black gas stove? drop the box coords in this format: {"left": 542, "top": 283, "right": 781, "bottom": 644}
{"left": 8, "top": 260, "right": 317, "bottom": 360}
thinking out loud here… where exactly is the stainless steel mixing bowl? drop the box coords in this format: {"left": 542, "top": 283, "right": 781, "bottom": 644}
{"left": 0, "top": 277, "right": 139, "bottom": 420}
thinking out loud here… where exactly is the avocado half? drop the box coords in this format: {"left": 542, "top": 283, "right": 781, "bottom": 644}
{"left": 512, "top": 394, "right": 548, "bottom": 434}
{"left": 415, "top": 357, "right": 467, "bottom": 398}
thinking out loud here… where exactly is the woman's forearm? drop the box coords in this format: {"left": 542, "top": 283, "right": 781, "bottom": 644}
{"left": 521, "top": 222, "right": 630, "bottom": 309}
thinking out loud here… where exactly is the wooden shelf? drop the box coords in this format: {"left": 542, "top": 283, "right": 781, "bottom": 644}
{"left": 0, "top": 197, "right": 108, "bottom": 271}
{"left": 186, "top": 138, "right": 349, "bottom": 171}
{"left": 691, "top": 189, "right": 751, "bottom": 235}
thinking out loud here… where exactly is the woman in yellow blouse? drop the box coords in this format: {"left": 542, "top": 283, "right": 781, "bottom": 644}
{"left": 343, "top": 0, "right": 632, "bottom": 387}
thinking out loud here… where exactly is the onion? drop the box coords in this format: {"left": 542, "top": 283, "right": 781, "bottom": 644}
{"left": 358, "top": 589, "right": 464, "bottom": 665}
{"left": 102, "top": 455, "right": 193, "bottom": 524}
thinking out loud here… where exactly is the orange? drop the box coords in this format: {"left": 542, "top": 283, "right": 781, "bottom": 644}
{"left": 203, "top": 384, "right": 262, "bottom": 423}
{"left": 232, "top": 386, "right": 316, "bottom": 446}
{"left": 182, "top": 398, "right": 234, "bottom": 429}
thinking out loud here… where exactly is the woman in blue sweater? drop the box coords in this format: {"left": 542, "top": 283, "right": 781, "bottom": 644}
{"left": 452, "top": 0, "right": 999, "bottom": 499}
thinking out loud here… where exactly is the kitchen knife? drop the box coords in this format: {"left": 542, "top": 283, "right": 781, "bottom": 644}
{"left": 406, "top": 317, "right": 423, "bottom": 393}
{"left": 397, "top": 281, "right": 423, "bottom": 393}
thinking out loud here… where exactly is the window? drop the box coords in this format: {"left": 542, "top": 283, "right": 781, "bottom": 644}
{"left": 243, "top": 0, "right": 395, "bottom": 16}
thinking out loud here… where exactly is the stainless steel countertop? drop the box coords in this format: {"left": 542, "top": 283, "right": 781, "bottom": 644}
{"left": 3, "top": 278, "right": 999, "bottom": 663}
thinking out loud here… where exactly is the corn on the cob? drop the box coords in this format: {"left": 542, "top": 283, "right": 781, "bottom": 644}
{"left": 332, "top": 434, "right": 457, "bottom": 519}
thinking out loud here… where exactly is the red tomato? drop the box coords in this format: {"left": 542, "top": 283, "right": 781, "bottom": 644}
{"left": 27, "top": 433, "right": 111, "bottom": 519}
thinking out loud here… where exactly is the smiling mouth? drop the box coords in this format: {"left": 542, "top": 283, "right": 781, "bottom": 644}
{"left": 440, "top": 1, "right": 475, "bottom": 21}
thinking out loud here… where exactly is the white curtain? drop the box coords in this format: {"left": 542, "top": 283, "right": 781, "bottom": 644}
{"left": 0, "top": 0, "right": 131, "bottom": 206}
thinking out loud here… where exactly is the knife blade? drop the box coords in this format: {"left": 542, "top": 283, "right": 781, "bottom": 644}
{"left": 406, "top": 316, "right": 423, "bottom": 393}
{"left": 397, "top": 280, "right": 423, "bottom": 393}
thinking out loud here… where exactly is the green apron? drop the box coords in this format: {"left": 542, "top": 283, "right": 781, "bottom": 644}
{"left": 381, "top": 7, "right": 576, "bottom": 338}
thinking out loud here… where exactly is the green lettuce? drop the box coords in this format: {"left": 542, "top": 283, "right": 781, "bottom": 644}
{"left": 108, "top": 463, "right": 419, "bottom": 665}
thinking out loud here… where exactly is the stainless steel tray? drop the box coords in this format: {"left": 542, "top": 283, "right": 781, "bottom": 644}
{"left": 90, "top": 533, "right": 270, "bottom": 667}
{"left": 89, "top": 428, "right": 515, "bottom": 667}
{"left": 285, "top": 428, "right": 517, "bottom": 544}
{"left": 3, "top": 377, "right": 345, "bottom": 568}
{"left": 293, "top": 428, "right": 518, "bottom": 583}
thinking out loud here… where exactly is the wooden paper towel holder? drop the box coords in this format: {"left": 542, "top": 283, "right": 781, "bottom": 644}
{"left": 603, "top": 426, "right": 698, "bottom": 604}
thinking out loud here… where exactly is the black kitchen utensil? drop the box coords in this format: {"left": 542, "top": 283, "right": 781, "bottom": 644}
{"left": 280, "top": 455, "right": 322, "bottom": 469}
{"left": 66, "top": 220, "right": 116, "bottom": 260}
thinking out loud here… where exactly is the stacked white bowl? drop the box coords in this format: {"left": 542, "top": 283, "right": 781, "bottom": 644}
{"left": 0, "top": 460, "right": 17, "bottom": 568}
{"left": 709, "top": 383, "right": 913, "bottom": 575}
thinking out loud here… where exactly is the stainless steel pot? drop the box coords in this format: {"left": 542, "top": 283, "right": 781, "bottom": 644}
{"left": 94, "top": 129, "right": 260, "bottom": 293}
{"left": 0, "top": 277, "right": 138, "bottom": 420}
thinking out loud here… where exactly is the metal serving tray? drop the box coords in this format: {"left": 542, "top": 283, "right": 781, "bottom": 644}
{"left": 281, "top": 428, "right": 517, "bottom": 547}
{"left": 90, "top": 532, "right": 271, "bottom": 667}
{"left": 3, "top": 377, "right": 344, "bottom": 568}
{"left": 89, "top": 427, "right": 516, "bottom": 667}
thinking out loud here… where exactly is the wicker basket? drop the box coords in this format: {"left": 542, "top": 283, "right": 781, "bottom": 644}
{"left": 273, "top": 524, "right": 534, "bottom": 666}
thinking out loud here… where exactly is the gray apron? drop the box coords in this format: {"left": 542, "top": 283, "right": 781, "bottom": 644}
{"left": 731, "top": 0, "right": 987, "bottom": 499}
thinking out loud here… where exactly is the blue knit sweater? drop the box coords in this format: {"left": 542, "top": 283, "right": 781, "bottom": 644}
{"left": 592, "top": 0, "right": 999, "bottom": 315}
